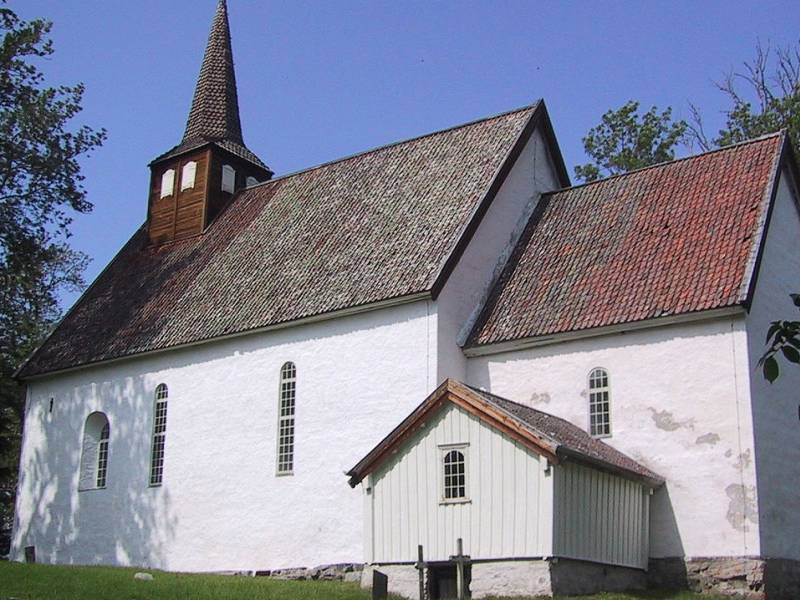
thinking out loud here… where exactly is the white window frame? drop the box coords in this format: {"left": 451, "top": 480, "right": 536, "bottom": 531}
{"left": 276, "top": 362, "right": 296, "bottom": 476}
{"left": 181, "top": 161, "right": 197, "bottom": 191}
{"left": 96, "top": 422, "right": 110, "bottom": 488}
{"left": 160, "top": 169, "right": 175, "bottom": 198}
{"left": 588, "top": 367, "right": 611, "bottom": 438}
{"left": 149, "top": 383, "right": 169, "bottom": 487}
{"left": 439, "top": 443, "right": 469, "bottom": 504}
{"left": 221, "top": 164, "right": 236, "bottom": 193}
{"left": 78, "top": 412, "right": 110, "bottom": 491}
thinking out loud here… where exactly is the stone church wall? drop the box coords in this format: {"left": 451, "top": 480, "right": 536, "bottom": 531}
{"left": 466, "top": 314, "right": 760, "bottom": 561}
{"left": 12, "top": 299, "right": 437, "bottom": 571}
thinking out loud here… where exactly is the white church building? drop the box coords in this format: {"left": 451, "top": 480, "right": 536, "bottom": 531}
{"left": 11, "top": 2, "right": 800, "bottom": 598}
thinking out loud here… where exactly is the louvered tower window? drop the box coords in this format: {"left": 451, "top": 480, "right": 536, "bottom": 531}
{"left": 277, "top": 362, "right": 296, "bottom": 475}
{"left": 589, "top": 368, "right": 611, "bottom": 437}
{"left": 150, "top": 384, "right": 169, "bottom": 486}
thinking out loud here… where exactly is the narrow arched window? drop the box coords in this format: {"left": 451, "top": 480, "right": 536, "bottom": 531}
{"left": 589, "top": 368, "right": 611, "bottom": 437}
{"left": 181, "top": 161, "right": 197, "bottom": 191}
{"left": 442, "top": 448, "right": 467, "bottom": 501}
{"left": 149, "top": 383, "right": 169, "bottom": 486}
{"left": 160, "top": 169, "right": 175, "bottom": 198}
{"left": 276, "top": 362, "right": 296, "bottom": 475}
{"left": 79, "top": 412, "right": 110, "bottom": 490}
{"left": 221, "top": 164, "right": 236, "bottom": 193}
{"left": 96, "top": 422, "right": 110, "bottom": 488}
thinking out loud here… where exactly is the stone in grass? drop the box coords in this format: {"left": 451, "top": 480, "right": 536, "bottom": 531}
{"left": 134, "top": 572, "right": 154, "bottom": 581}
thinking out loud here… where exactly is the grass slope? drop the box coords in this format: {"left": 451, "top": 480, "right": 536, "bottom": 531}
{"left": 0, "top": 562, "right": 725, "bottom": 600}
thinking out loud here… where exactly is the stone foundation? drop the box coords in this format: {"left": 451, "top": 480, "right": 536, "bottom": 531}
{"left": 550, "top": 558, "right": 647, "bottom": 596}
{"left": 648, "top": 557, "right": 800, "bottom": 600}
{"left": 255, "top": 562, "right": 362, "bottom": 583}
{"left": 363, "top": 558, "right": 645, "bottom": 599}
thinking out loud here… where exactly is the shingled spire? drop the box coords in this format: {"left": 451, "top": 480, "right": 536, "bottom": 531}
{"left": 146, "top": 0, "right": 271, "bottom": 246}
{"left": 183, "top": 0, "right": 243, "bottom": 146}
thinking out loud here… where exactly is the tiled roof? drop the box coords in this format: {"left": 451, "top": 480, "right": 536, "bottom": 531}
{"left": 347, "top": 379, "right": 662, "bottom": 487}
{"left": 467, "top": 133, "right": 786, "bottom": 348}
{"left": 154, "top": 1, "right": 269, "bottom": 172}
{"left": 19, "top": 105, "right": 541, "bottom": 378}
{"left": 467, "top": 385, "right": 663, "bottom": 484}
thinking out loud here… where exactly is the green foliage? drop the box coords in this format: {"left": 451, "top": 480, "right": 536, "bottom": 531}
{"left": 690, "top": 40, "right": 800, "bottom": 151}
{"left": 0, "top": 3, "right": 104, "bottom": 540}
{"left": 574, "top": 101, "right": 688, "bottom": 183}
{"left": 759, "top": 294, "right": 800, "bottom": 384}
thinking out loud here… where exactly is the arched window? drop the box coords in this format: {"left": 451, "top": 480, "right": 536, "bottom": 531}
{"left": 181, "top": 161, "right": 197, "bottom": 191}
{"left": 589, "top": 368, "right": 611, "bottom": 437}
{"left": 149, "top": 383, "right": 169, "bottom": 486}
{"left": 442, "top": 448, "right": 467, "bottom": 501}
{"left": 221, "top": 164, "right": 236, "bottom": 193}
{"left": 160, "top": 169, "right": 175, "bottom": 198}
{"left": 276, "top": 362, "right": 296, "bottom": 475}
{"left": 245, "top": 176, "right": 259, "bottom": 187}
{"left": 79, "top": 412, "right": 110, "bottom": 490}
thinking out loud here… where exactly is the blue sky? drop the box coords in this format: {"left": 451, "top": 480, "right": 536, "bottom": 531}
{"left": 16, "top": 1, "right": 800, "bottom": 309}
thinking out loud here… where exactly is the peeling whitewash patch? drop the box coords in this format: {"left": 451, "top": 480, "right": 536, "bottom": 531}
{"left": 529, "top": 391, "right": 551, "bottom": 404}
{"left": 696, "top": 433, "right": 721, "bottom": 446}
{"left": 648, "top": 408, "right": 695, "bottom": 432}
{"left": 725, "top": 484, "right": 758, "bottom": 532}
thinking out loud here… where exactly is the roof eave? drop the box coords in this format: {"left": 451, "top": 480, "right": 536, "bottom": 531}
{"left": 741, "top": 131, "right": 800, "bottom": 311}
{"left": 463, "top": 305, "right": 747, "bottom": 357}
{"left": 556, "top": 446, "right": 664, "bottom": 488}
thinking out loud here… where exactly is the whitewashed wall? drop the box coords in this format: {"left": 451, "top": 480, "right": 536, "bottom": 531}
{"left": 436, "top": 127, "right": 562, "bottom": 384}
{"left": 12, "top": 300, "right": 438, "bottom": 571}
{"left": 366, "top": 402, "right": 553, "bottom": 563}
{"left": 466, "top": 315, "right": 759, "bottom": 560}
{"left": 745, "top": 169, "right": 800, "bottom": 561}
{"left": 553, "top": 462, "right": 649, "bottom": 569}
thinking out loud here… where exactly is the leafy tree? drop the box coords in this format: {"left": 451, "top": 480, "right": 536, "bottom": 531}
{"left": 689, "top": 40, "right": 800, "bottom": 151}
{"left": 759, "top": 296, "right": 800, "bottom": 384}
{"left": 574, "top": 100, "right": 688, "bottom": 183}
{"left": 0, "top": 4, "right": 105, "bottom": 545}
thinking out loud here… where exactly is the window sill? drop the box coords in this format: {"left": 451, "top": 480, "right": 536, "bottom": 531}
{"left": 78, "top": 486, "right": 106, "bottom": 493}
{"left": 275, "top": 471, "right": 294, "bottom": 477}
{"left": 148, "top": 483, "right": 163, "bottom": 488}
{"left": 439, "top": 498, "right": 471, "bottom": 506}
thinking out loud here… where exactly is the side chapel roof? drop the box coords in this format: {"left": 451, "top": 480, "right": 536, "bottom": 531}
{"left": 467, "top": 132, "right": 794, "bottom": 349}
{"left": 18, "top": 102, "right": 566, "bottom": 378}
{"left": 346, "top": 379, "right": 664, "bottom": 488}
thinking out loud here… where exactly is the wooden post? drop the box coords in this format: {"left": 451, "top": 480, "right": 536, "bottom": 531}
{"left": 449, "top": 538, "right": 470, "bottom": 600}
{"left": 455, "top": 538, "right": 464, "bottom": 600}
{"left": 415, "top": 544, "right": 425, "bottom": 600}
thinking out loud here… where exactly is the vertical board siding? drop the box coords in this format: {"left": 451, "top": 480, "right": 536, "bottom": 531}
{"left": 369, "top": 404, "right": 553, "bottom": 562}
{"left": 553, "top": 462, "right": 650, "bottom": 569}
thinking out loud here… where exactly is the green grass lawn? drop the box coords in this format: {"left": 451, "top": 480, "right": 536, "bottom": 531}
{"left": 0, "top": 562, "right": 726, "bottom": 600}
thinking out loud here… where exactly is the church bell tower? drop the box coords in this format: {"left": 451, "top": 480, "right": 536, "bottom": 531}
{"left": 146, "top": 0, "right": 272, "bottom": 245}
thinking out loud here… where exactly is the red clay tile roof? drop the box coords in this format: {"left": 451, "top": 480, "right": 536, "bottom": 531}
{"left": 347, "top": 379, "right": 662, "bottom": 487}
{"left": 467, "top": 133, "right": 786, "bottom": 348}
{"left": 19, "top": 105, "right": 549, "bottom": 378}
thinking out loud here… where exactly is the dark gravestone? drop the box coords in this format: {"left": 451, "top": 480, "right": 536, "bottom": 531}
{"left": 24, "top": 545, "right": 35, "bottom": 563}
{"left": 372, "top": 569, "right": 388, "bottom": 600}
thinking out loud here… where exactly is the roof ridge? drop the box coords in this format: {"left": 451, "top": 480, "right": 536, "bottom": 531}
{"left": 247, "top": 102, "right": 540, "bottom": 189}
{"left": 544, "top": 130, "right": 785, "bottom": 197}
